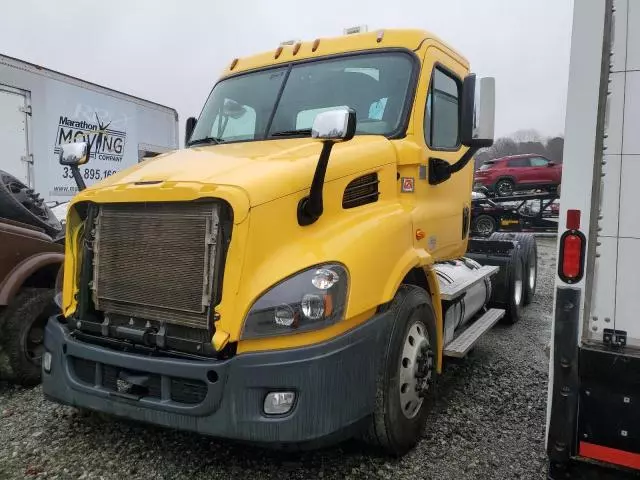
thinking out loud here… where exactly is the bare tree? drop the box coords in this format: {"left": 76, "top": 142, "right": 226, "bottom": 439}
{"left": 490, "top": 137, "right": 519, "bottom": 158}
{"left": 546, "top": 136, "right": 565, "bottom": 162}
{"left": 511, "top": 129, "right": 543, "bottom": 143}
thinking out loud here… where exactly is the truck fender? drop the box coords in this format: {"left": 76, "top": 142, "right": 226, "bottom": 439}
{"left": 382, "top": 248, "right": 444, "bottom": 373}
{"left": 424, "top": 266, "right": 444, "bottom": 374}
{"left": 0, "top": 252, "right": 64, "bottom": 306}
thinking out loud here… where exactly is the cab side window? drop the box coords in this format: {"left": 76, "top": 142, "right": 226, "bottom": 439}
{"left": 425, "top": 67, "right": 460, "bottom": 149}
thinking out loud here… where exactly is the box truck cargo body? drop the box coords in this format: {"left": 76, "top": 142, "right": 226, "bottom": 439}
{"left": 0, "top": 54, "right": 178, "bottom": 201}
{"left": 547, "top": 0, "right": 640, "bottom": 476}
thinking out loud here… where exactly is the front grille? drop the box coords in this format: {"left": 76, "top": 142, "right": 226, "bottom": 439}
{"left": 93, "top": 202, "right": 222, "bottom": 330}
{"left": 71, "top": 357, "right": 208, "bottom": 405}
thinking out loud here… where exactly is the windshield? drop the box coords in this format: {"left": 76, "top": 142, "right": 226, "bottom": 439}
{"left": 189, "top": 52, "right": 415, "bottom": 145}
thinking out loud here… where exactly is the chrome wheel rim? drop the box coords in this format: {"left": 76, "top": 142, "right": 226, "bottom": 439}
{"left": 399, "top": 320, "right": 432, "bottom": 419}
{"left": 497, "top": 181, "right": 513, "bottom": 196}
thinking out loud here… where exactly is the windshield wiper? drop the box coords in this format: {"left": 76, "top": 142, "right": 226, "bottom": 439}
{"left": 270, "top": 128, "right": 312, "bottom": 138}
{"left": 187, "top": 136, "right": 224, "bottom": 147}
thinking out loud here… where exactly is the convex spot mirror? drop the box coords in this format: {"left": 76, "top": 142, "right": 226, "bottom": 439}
{"left": 58, "top": 142, "right": 89, "bottom": 166}
{"left": 461, "top": 75, "right": 495, "bottom": 148}
{"left": 311, "top": 108, "right": 356, "bottom": 142}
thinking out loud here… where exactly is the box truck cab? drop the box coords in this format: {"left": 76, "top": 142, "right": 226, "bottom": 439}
{"left": 41, "top": 28, "right": 521, "bottom": 455}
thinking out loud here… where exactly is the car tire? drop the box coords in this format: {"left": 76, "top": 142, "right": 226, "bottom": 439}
{"left": 495, "top": 179, "right": 515, "bottom": 197}
{"left": 490, "top": 233, "right": 537, "bottom": 305}
{"left": 0, "top": 288, "right": 56, "bottom": 386}
{"left": 472, "top": 214, "right": 497, "bottom": 237}
{"left": 364, "top": 285, "right": 437, "bottom": 456}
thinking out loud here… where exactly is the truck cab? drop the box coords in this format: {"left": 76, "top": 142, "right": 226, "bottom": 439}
{"left": 43, "top": 28, "right": 504, "bottom": 455}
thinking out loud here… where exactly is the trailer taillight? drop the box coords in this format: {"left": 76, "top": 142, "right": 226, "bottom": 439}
{"left": 563, "top": 234, "right": 582, "bottom": 275}
{"left": 559, "top": 230, "right": 586, "bottom": 283}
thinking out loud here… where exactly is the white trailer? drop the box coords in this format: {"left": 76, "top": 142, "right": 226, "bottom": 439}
{"left": 0, "top": 54, "right": 178, "bottom": 202}
{"left": 547, "top": 0, "right": 640, "bottom": 476}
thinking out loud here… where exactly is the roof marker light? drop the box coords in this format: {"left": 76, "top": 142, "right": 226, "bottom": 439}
{"left": 292, "top": 42, "right": 301, "bottom": 55}
{"left": 229, "top": 58, "right": 238, "bottom": 70}
{"left": 344, "top": 25, "right": 368, "bottom": 35}
{"left": 274, "top": 46, "right": 283, "bottom": 59}
{"left": 376, "top": 30, "right": 384, "bottom": 43}
{"left": 312, "top": 39, "right": 320, "bottom": 52}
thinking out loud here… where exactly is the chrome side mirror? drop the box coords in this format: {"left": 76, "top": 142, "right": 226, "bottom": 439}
{"left": 58, "top": 142, "right": 89, "bottom": 166}
{"left": 311, "top": 108, "right": 356, "bottom": 142}
{"left": 461, "top": 75, "right": 495, "bottom": 148}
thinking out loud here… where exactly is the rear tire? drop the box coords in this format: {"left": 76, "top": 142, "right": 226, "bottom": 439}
{"left": 495, "top": 179, "right": 515, "bottom": 197}
{"left": 472, "top": 214, "right": 497, "bottom": 237}
{"left": 364, "top": 285, "right": 437, "bottom": 456}
{"left": 0, "top": 288, "right": 56, "bottom": 386}
{"left": 491, "top": 233, "right": 537, "bottom": 304}
{"left": 504, "top": 251, "right": 525, "bottom": 324}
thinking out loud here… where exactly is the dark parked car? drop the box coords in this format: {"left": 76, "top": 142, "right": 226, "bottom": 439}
{"left": 474, "top": 154, "right": 562, "bottom": 196}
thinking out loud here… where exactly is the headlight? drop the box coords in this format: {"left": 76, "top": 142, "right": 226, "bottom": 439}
{"left": 241, "top": 264, "right": 348, "bottom": 339}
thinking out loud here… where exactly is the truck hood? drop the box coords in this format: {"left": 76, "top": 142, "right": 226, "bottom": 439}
{"left": 87, "top": 136, "right": 396, "bottom": 208}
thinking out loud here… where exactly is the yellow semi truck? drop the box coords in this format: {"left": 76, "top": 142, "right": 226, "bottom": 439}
{"left": 42, "top": 28, "right": 535, "bottom": 454}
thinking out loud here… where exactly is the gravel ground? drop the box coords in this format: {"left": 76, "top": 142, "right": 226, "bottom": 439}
{"left": 0, "top": 238, "right": 557, "bottom": 480}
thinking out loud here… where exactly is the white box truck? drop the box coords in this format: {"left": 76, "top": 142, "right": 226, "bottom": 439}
{"left": 547, "top": 0, "right": 640, "bottom": 477}
{"left": 0, "top": 54, "right": 178, "bottom": 202}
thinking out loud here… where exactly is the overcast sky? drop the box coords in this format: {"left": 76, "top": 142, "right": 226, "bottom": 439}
{"left": 0, "top": 0, "right": 573, "bottom": 141}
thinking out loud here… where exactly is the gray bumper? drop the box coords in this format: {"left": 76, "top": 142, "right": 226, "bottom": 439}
{"left": 42, "top": 312, "right": 391, "bottom": 445}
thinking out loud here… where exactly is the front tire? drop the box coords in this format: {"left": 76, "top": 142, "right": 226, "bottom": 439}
{"left": 473, "top": 214, "right": 497, "bottom": 237}
{"left": 0, "top": 288, "right": 56, "bottom": 386}
{"left": 365, "top": 285, "right": 437, "bottom": 456}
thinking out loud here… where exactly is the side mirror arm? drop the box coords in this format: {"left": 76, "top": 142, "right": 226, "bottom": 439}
{"left": 298, "top": 141, "right": 334, "bottom": 226}
{"left": 70, "top": 166, "right": 86, "bottom": 191}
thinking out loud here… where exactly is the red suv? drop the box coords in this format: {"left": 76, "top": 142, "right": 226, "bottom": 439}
{"left": 474, "top": 154, "right": 563, "bottom": 196}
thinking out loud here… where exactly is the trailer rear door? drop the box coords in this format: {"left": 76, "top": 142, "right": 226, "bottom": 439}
{"left": 593, "top": 0, "right": 640, "bottom": 345}
{"left": 0, "top": 85, "right": 30, "bottom": 185}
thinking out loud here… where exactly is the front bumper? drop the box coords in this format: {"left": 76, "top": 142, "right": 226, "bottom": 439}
{"left": 42, "top": 311, "right": 391, "bottom": 445}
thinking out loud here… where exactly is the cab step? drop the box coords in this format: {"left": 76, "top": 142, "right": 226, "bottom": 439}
{"left": 443, "top": 308, "right": 505, "bottom": 358}
{"left": 438, "top": 264, "right": 499, "bottom": 301}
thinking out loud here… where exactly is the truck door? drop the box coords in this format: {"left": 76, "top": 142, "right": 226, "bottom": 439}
{"left": 410, "top": 46, "right": 470, "bottom": 260}
{"left": 0, "top": 85, "right": 31, "bottom": 185}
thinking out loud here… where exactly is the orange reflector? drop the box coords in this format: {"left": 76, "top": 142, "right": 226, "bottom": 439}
{"left": 323, "top": 294, "right": 333, "bottom": 317}
{"left": 561, "top": 233, "right": 583, "bottom": 280}
{"left": 416, "top": 229, "right": 425, "bottom": 241}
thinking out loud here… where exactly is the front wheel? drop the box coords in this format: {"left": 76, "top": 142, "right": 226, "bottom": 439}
{"left": 364, "top": 285, "right": 437, "bottom": 456}
{"left": 0, "top": 288, "right": 56, "bottom": 386}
